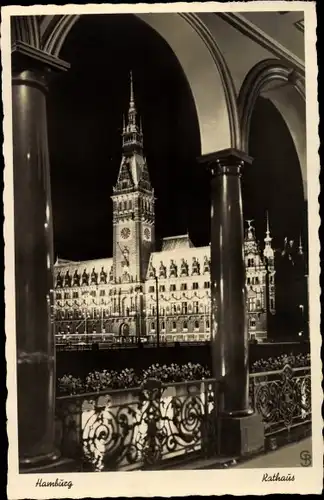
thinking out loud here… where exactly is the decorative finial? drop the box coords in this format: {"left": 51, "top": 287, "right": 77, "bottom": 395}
{"left": 298, "top": 234, "right": 303, "bottom": 255}
{"left": 247, "top": 219, "right": 254, "bottom": 230}
{"left": 122, "top": 114, "right": 126, "bottom": 133}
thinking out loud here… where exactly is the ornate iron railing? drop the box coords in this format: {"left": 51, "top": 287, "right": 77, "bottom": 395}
{"left": 249, "top": 364, "right": 311, "bottom": 437}
{"left": 55, "top": 378, "right": 220, "bottom": 471}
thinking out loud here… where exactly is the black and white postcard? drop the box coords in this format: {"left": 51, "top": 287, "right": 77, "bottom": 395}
{"left": 2, "top": 1, "right": 322, "bottom": 497}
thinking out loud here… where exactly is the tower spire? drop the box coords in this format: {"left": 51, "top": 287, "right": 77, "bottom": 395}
{"left": 263, "top": 211, "right": 274, "bottom": 261}
{"left": 129, "top": 70, "right": 135, "bottom": 111}
{"left": 122, "top": 71, "right": 143, "bottom": 153}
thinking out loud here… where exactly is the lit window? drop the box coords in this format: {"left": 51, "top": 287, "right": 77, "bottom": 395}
{"left": 248, "top": 298, "right": 256, "bottom": 311}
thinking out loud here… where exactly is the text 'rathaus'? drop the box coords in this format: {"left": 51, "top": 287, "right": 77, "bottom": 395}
{"left": 53, "top": 73, "right": 295, "bottom": 343}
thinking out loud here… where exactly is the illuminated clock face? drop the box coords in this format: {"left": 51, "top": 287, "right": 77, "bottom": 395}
{"left": 121, "top": 227, "right": 131, "bottom": 239}
{"left": 143, "top": 227, "right": 151, "bottom": 241}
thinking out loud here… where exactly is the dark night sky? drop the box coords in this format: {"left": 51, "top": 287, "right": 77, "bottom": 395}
{"left": 47, "top": 14, "right": 306, "bottom": 262}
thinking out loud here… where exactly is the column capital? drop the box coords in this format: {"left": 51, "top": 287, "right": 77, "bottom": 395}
{"left": 12, "top": 41, "right": 70, "bottom": 90}
{"left": 198, "top": 148, "right": 253, "bottom": 176}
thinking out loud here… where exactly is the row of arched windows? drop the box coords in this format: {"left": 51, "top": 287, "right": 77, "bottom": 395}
{"left": 150, "top": 319, "right": 210, "bottom": 332}
{"left": 114, "top": 198, "right": 154, "bottom": 213}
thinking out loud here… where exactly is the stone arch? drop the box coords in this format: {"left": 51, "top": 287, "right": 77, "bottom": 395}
{"left": 119, "top": 322, "right": 130, "bottom": 337}
{"left": 11, "top": 15, "right": 41, "bottom": 49}
{"left": 39, "top": 13, "right": 240, "bottom": 154}
{"left": 238, "top": 59, "right": 306, "bottom": 199}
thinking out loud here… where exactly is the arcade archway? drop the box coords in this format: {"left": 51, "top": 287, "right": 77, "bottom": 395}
{"left": 39, "top": 13, "right": 239, "bottom": 153}
{"left": 238, "top": 59, "right": 306, "bottom": 200}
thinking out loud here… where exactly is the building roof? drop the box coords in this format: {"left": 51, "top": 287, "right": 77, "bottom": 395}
{"left": 54, "top": 256, "right": 113, "bottom": 277}
{"left": 161, "top": 233, "right": 194, "bottom": 251}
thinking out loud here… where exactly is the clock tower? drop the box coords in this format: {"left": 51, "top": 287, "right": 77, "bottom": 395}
{"left": 111, "top": 72, "right": 155, "bottom": 284}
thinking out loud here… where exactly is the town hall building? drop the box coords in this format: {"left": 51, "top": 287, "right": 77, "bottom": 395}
{"left": 53, "top": 74, "right": 276, "bottom": 343}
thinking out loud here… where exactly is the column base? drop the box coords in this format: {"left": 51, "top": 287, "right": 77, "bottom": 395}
{"left": 20, "top": 457, "right": 79, "bottom": 474}
{"left": 219, "top": 412, "right": 265, "bottom": 457}
{"left": 19, "top": 449, "right": 61, "bottom": 471}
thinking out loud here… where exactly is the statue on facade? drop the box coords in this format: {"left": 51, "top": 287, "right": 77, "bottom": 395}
{"left": 99, "top": 266, "right": 107, "bottom": 284}
{"left": 180, "top": 258, "right": 189, "bottom": 276}
{"left": 56, "top": 272, "right": 63, "bottom": 288}
{"left": 169, "top": 259, "right": 177, "bottom": 277}
{"left": 159, "top": 261, "right": 166, "bottom": 278}
{"left": 192, "top": 256, "right": 200, "bottom": 275}
{"left": 91, "top": 268, "right": 97, "bottom": 285}
{"left": 203, "top": 256, "right": 210, "bottom": 273}
{"left": 109, "top": 265, "right": 114, "bottom": 282}
{"left": 72, "top": 269, "right": 80, "bottom": 286}
{"left": 64, "top": 270, "right": 71, "bottom": 287}
{"left": 82, "top": 269, "right": 89, "bottom": 286}
{"left": 148, "top": 262, "right": 156, "bottom": 278}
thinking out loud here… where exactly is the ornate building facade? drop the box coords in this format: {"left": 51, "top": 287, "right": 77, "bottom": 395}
{"left": 53, "top": 76, "right": 276, "bottom": 342}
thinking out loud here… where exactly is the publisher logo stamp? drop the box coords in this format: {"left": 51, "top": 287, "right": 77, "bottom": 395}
{"left": 300, "top": 450, "right": 312, "bottom": 467}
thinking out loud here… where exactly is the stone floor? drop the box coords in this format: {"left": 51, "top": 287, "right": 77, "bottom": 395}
{"left": 235, "top": 438, "right": 312, "bottom": 469}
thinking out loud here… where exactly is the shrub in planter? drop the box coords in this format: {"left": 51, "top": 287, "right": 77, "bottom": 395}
{"left": 58, "top": 374, "right": 84, "bottom": 395}
{"left": 251, "top": 352, "right": 310, "bottom": 373}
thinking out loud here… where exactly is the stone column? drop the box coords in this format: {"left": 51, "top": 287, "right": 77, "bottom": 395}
{"left": 200, "top": 148, "right": 264, "bottom": 456}
{"left": 11, "top": 42, "right": 69, "bottom": 470}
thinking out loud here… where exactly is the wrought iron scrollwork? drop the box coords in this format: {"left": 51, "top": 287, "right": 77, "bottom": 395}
{"left": 55, "top": 378, "right": 220, "bottom": 471}
{"left": 251, "top": 364, "right": 311, "bottom": 436}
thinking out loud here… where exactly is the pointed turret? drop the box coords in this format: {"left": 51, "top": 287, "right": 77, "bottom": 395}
{"left": 263, "top": 211, "right": 274, "bottom": 262}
